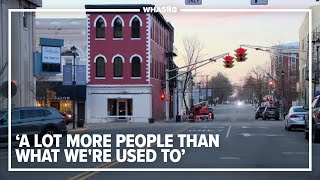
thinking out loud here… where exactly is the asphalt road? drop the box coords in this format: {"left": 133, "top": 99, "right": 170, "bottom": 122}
{"left": 0, "top": 104, "right": 319, "bottom": 180}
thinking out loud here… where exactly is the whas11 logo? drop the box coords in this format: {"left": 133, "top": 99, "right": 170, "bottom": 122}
{"left": 142, "top": 6, "right": 178, "bottom": 13}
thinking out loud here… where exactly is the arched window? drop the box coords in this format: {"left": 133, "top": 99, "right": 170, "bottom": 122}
{"left": 96, "top": 57, "right": 105, "bottom": 77}
{"left": 114, "top": 57, "right": 123, "bottom": 77}
{"left": 113, "top": 17, "right": 123, "bottom": 38}
{"left": 131, "top": 17, "right": 140, "bottom": 38}
{"left": 96, "top": 18, "right": 105, "bottom": 38}
{"left": 131, "top": 57, "right": 141, "bottom": 77}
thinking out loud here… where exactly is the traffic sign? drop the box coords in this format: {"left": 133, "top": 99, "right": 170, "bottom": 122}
{"left": 251, "top": 0, "right": 268, "bottom": 5}
{"left": 185, "top": 0, "right": 202, "bottom": 5}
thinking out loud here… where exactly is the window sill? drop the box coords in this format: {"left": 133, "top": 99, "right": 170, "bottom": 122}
{"left": 113, "top": 77, "right": 123, "bottom": 79}
{"left": 95, "top": 38, "right": 106, "bottom": 40}
{"left": 24, "top": 27, "right": 28, "bottom": 31}
{"left": 131, "top": 38, "right": 141, "bottom": 40}
{"left": 113, "top": 38, "right": 123, "bottom": 40}
{"left": 95, "top": 77, "right": 106, "bottom": 79}
{"left": 131, "top": 77, "right": 141, "bottom": 79}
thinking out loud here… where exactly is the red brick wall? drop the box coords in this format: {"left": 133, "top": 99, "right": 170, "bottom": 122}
{"left": 88, "top": 13, "right": 148, "bottom": 85}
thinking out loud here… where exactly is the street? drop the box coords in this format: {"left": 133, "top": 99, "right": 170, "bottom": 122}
{"left": 0, "top": 104, "right": 319, "bottom": 179}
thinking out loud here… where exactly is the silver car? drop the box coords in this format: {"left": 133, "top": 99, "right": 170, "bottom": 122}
{"left": 284, "top": 106, "right": 308, "bottom": 131}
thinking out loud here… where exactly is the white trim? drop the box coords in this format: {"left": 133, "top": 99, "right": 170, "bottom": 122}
{"left": 131, "top": 77, "right": 142, "bottom": 79}
{"left": 93, "top": 15, "right": 107, "bottom": 27}
{"left": 113, "top": 38, "right": 123, "bottom": 41}
{"left": 95, "top": 77, "right": 106, "bottom": 80}
{"left": 147, "top": 14, "right": 151, "bottom": 83}
{"left": 95, "top": 38, "right": 106, "bottom": 41}
{"left": 113, "top": 77, "right": 124, "bottom": 80}
{"left": 129, "top": 54, "right": 143, "bottom": 63}
{"left": 87, "top": 14, "right": 90, "bottom": 83}
{"left": 94, "top": 54, "right": 107, "bottom": 63}
{"left": 131, "top": 38, "right": 141, "bottom": 40}
{"left": 112, "top": 54, "right": 125, "bottom": 63}
{"left": 129, "top": 15, "right": 143, "bottom": 27}
{"left": 111, "top": 15, "right": 124, "bottom": 27}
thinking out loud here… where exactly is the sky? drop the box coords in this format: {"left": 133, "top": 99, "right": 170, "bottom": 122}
{"left": 38, "top": 0, "right": 320, "bottom": 84}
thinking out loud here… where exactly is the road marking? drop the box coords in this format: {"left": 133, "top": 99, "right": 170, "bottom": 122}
{"left": 226, "top": 125, "right": 231, "bottom": 138}
{"left": 67, "top": 126, "right": 190, "bottom": 180}
{"left": 219, "top": 157, "right": 240, "bottom": 160}
{"left": 282, "top": 152, "right": 308, "bottom": 155}
{"left": 240, "top": 133, "right": 284, "bottom": 137}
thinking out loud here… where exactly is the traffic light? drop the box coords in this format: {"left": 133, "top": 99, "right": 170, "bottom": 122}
{"left": 223, "top": 55, "right": 234, "bottom": 68}
{"left": 161, "top": 93, "right": 165, "bottom": 100}
{"left": 235, "top": 48, "right": 247, "bottom": 62}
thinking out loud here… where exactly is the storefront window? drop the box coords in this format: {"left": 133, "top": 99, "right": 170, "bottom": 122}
{"left": 108, "top": 99, "right": 117, "bottom": 116}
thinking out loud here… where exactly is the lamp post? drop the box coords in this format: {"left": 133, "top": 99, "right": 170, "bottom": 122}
{"left": 71, "top": 46, "right": 77, "bottom": 129}
{"left": 281, "top": 70, "right": 285, "bottom": 116}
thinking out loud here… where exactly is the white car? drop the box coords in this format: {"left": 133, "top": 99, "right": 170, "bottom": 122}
{"left": 284, "top": 106, "right": 308, "bottom": 131}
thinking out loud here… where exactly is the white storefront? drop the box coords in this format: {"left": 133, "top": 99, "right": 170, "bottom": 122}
{"left": 86, "top": 85, "right": 152, "bottom": 123}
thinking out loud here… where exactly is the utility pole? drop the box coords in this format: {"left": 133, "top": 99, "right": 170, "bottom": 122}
{"left": 165, "top": 53, "right": 228, "bottom": 121}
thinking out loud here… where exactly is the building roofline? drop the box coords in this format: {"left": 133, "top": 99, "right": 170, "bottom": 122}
{"left": 85, "top": 4, "right": 173, "bottom": 31}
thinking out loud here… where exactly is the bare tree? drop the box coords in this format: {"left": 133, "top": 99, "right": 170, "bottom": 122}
{"left": 181, "top": 36, "right": 205, "bottom": 113}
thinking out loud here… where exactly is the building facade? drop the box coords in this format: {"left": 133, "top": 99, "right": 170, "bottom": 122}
{"left": 34, "top": 18, "right": 88, "bottom": 122}
{"left": 270, "top": 42, "right": 300, "bottom": 110}
{"left": 298, "top": 5, "right": 320, "bottom": 105}
{"left": 85, "top": 5, "right": 176, "bottom": 123}
{"left": 0, "top": 0, "right": 42, "bottom": 110}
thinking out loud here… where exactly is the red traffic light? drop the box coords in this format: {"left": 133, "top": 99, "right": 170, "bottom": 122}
{"left": 234, "top": 47, "right": 247, "bottom": 62}
{"left": 161, "top": 94, "right": 165, "bottom": 100}
{"left": 223, "top": 55, "right": 234, "bottom": 68}
{"left": 235, "top": 47, "right": 247, "bottom": 54}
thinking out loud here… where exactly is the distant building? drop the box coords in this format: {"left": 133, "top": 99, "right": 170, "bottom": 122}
{"left": 0, "top": 0, "right": 42, "bottom": 109}
{"left": 297, "top": 5, "right": 320, "bottom": 105}
{"left": 270, "top": 42, "right": 299, "bottom": 110}
{"left": 34, "top": 18, "right": 88, "bottom": 122}
{"left": 85, "top": 4, "right": 177, "bottom": 123}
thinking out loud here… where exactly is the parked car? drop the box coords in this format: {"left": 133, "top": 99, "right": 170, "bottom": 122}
{"left": 284, "top": 106, "right": 308, "bottom": 131}
{"left": 0, "top": 107, "right": 67, "bottom": 143}
{"left": 304, "top": 108, "right": 310, "bottom": 140}
{"left": 311, "top": 96, "right": 320, "bottom": 143}
{"left": 255, "top": 106, "right": 266, "bottom": 119}
{"left": 262, "top": 107, "right": 280, "bottom": 120}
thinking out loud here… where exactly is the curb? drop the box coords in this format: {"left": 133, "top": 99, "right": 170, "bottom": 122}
{"left": 68, "top": 127, "right": 89, "bottom": 133}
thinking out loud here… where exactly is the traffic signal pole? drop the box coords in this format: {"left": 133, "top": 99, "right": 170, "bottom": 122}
{"left": 164, "top": 53, "right": 229, "bottom": 121}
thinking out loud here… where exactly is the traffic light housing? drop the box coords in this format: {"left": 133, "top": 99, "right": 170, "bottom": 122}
{"left": 161, "top": 93, "right": 165, "bottom": 100}
{"left": 223, "top": 55, "right": 234, "bottom": 68}
{"left": 235, "top": 48, "right": 247, "bottom": 62}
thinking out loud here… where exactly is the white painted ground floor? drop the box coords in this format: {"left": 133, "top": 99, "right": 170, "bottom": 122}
{"left": 86, "top": 85, "right": 152, "bottom": 123}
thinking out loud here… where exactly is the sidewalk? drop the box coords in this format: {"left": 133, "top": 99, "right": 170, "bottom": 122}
{"left": 66, "top": 118, "right": 182, "bottom": 132}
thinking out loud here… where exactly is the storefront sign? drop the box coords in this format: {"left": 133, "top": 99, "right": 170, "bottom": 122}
{"left": 42, "top": 46, "right": 61, "bottom": 64}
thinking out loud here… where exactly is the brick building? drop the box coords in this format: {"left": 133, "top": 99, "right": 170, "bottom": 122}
{"left": 85, "top": 4, "right": 176, "bottom": 123}
{"left": 270, "top": 42, "right": 299, "bottom": 110}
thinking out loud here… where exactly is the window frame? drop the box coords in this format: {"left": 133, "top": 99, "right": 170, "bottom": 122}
{"left": 95, "top": 57, "right": 105, "bottom": 78}
{"left": 95, "top": 17, "right": 106, "bottom": 39}
{"left": 131, "top": 57, "right": 141, "bottom": 78}
{"left": 113, "top": 57, "right": 123, "bottom": 78}
{"left": 113, "top": 17, "right": 123, "bottom": 39}
{"left": 131, "top": 17, "right": 141, "bottom": 39}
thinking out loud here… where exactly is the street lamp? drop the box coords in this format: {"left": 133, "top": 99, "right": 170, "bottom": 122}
{"left": 281, "top": 70, "right": 285, "bottom": 115}
{"left": 71, "top": 46, "right": 77, "bottom": 129}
